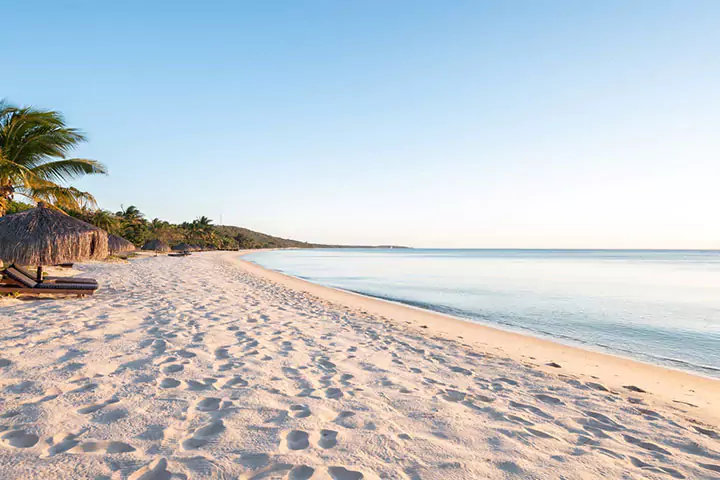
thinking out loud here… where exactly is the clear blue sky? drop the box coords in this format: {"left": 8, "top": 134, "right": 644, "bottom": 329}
{"left": 5, "top": 1, "right": 720, "bottom": 248}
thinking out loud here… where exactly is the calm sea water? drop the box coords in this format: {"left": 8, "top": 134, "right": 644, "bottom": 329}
{"left": 245, "top": 249, "right": 720, "bottom": 378}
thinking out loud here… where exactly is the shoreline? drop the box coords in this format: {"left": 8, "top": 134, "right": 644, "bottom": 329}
{"left": 230, "top": 251, "right": 720, "bottom": 426}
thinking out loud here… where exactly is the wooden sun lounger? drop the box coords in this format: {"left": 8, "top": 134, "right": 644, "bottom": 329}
{"left": 1, "top": 267, "right": 97, "bottom": 296}
{"left": 12, "top": 265, "right": 98, "bottom": 285}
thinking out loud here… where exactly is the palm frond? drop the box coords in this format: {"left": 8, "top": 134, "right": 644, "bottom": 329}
{"left": 16, "top": 183, "right": 98, "bottom": 211}
{"left": 30, "top": 158, "right": 107, "bottom": 183}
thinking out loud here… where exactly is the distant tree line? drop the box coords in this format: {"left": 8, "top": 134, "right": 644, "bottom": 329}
{"left": 7, "top": 200, "right": 324, "bottom": 250}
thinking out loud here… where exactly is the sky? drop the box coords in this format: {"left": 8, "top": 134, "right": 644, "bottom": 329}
{"left": 4, "top": 1, "right": 720, "bottom": 248}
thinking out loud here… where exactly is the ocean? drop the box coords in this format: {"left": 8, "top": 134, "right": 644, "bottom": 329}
{"left": 245, "top": 249, "right": 720, "bottom": 378}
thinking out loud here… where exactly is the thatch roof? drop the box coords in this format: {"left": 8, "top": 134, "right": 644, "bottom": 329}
{"left": 189, "top": 244, "right": 202, "bottom": 251}
{"left": 141, "top": 239, "right": 170, "bottom": 252}
{"left": 0, "top": 202, "right": 109, "bottom": 265}
{"left": 172, "top": 242, "right": 193, "bottom": 251}
{"left": 108, "top": 234, "right": 136, "bottom": 254}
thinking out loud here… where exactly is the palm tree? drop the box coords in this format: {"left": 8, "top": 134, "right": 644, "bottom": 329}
{"left": 195, "top": 216, "right": 213, "bottom": 232}
{"left": 194, "top": 216, "right": 215, "bottom": 246}
{"left": 117, "top": 205, "right": 144, "bottom": 222}
{"left": 150, "top": 218, "right": 167, "bottom": 230}
{"left": 91, "top": 210, "right": 121, "bottom": 234}
{"left": 0, "top": 101, "right": 107, "bottom": 216}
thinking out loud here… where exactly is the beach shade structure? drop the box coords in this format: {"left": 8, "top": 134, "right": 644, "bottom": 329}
{"left": 141, "top": 239, "right": 170, "bottom": 253}
{"left": 0, "top": 202, "right": 108, "bottom": 281}
{"left": 108, "top": 234, "right": 136, "bottom": 255}
{"left": 171, "top": 242, "right": 193, "bottom": 252}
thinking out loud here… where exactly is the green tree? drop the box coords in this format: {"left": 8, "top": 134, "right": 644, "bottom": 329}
{"left": 194, "top": 216, "right": 215, "bottom": 246}
{"left": 91, "top": 210, "right": 121, "bottom": 234}
{"left": 117, "top": 205, "right": 144, "bottom": 223}
{"left": 115, "top": 205, "right": 149, "bottom": 245}
{"left": 0, "top": 101, "right": 107, "bottom": 216}
{"left": 6, "top": 199, "right": 33, "bottom": 215}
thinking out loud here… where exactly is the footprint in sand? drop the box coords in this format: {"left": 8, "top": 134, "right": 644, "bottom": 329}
{"left": 700, "top": 463, "right": 720, "bottom": 475}
{"left": 214, "top": 347, "right": 230, "bottom": 360}
{"left": 289, "top": 465, "right": 315, "bottom": 480}
{"left": 586, "top": 382, "right": 609, "bottom": 392}
{"left": 223, "top": 376, "right": 248, "bottom": 388}
{"left": 94, "top": 408, "right": 128, "bottom": 424}
{"left": 318, "top": 358, "right": 336, "bottom": 371}
{"left": 159, "top": 378, "right": 181, "bottom": 389}
{"left": 42, "top": 433, "right": 80, "bottom": 457}
{"left": 163, "top": 364, "right": 184, "bottom": 374}
{"left": 1, "top": 429, "right": 39, "bottom": 448}
{"left": 442, "top": 389, "right": 466, "bottom": 402}
{"left": 186, "top": 379, "right": 216, "bottom": 391}
{"left": 196, "top": 397, "right": 221, "bottom": 412}
{"left": 525, "top": 427, "right": 557, "bottom": 440}
{"left": 318, "top": 429, "right": 338, "bottom": 449}
{"left": 449, "top": 366, "right": 472, "bottom": 376}
{"left": 622, "top": 434, "right": 671, "bottom": 455}
{"left": 181, "top": 420, "right": 225, "bottom": 450}
{"left": 0, "top": 359, "right": 11, "bottom": 368}
{"left": 334, "top": 411, "right": 357, "bottom": 428}
{"left": 77, "top": 397, "right": 120, "bottom": 415}
{"left": 623, "top": 385, "right": 647, "bottom": 393}
{"left": 69, "top": 440, "right": 135, "bottom": 454}
{"left": 325, "top": 387, "right": 344, "bottom": 400}
{"left": 175, "top": 349, "right": 197, "bottom": 359}
{"left": 128, "top": 457, "right": 171, "bottom": 480}
{"left": 151, "top": 340, "right": 168, "bottom": 356}
{"left": 286, "top": 430, "right": 310, "bottom": 450}
{"left": 328, "top": 466, "right": 364, "bottom": 480}
{"left": 289, "top": 404, "right": 311, "bottom": 418}
{"left": 535, "top": 394, "right": 564, "bottom": 406}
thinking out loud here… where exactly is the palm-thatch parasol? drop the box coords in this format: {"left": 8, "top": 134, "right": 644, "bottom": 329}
{"left": 0, "top": 202, "right": 108, "bottom": 281}
{"left": 172, "top": 242, "right": 193, "bottom": 252}
{"left": 108, "top": 234, "right": 136, "bottom": 255}
{"left": 141, "top": 239, "right": 170, "bottom": 252}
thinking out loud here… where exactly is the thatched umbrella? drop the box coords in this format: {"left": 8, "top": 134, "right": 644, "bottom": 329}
{"left": 172, "top": 242, "right": 193, "bottom": 252}
{"left": 108, "top": 234, "right": 136, "bottom": 255}
{"left": 0, "top": 202, "right": 108, "bottom": 281}
{"left": 142, "top": 239, "right": 170, "bottom": 252}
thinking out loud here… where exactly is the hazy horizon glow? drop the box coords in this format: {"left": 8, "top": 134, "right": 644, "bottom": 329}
{"left": 5, "top": 1, "right": 720, "bottom": 248}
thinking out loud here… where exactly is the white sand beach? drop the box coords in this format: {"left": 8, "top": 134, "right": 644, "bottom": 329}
{"left": 0, "top": 252, "right": 718, "bottom": 479}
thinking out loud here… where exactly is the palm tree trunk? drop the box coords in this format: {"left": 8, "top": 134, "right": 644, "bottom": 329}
{"left": 0, "top": 183, "right": 15, "bottom": 217}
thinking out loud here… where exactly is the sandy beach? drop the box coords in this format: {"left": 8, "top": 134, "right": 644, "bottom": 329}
{"left": 0, "top": 252, "right": 718, "bottom": 479}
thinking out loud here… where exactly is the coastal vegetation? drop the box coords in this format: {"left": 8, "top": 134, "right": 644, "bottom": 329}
{"left": 5, "top": 200, "right": 323, "bottom": 250}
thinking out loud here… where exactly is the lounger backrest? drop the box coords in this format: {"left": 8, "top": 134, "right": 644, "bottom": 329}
{"left": 13, "top": 265, "right": 36, "bottom": 280}
{"left": 3, "top": 267, "right": 37, "bottom": 288}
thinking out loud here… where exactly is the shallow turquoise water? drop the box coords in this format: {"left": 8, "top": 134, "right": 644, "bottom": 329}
{"left": 245, "top": 249, "right": 720, "bottom": 377}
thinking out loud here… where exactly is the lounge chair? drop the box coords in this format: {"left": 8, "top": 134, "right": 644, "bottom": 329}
{"left": 1, "top": 267, "right": 97, "bottom": 296}
{"left": 12, "top": 265, "right": 98, "bottom": 285}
